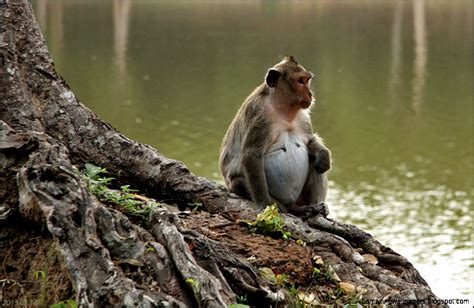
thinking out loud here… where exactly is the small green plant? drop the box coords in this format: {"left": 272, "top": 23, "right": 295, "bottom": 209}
{"left": 259, "top": 268, "right": 305, "bottom": 307}
{"left": 33, "top": 270, "right": 47, "bottom": 306}
{"left": 259, "top": 267, "right": 278, "bottom": 284}
{"left": 288, "top": 284, "right": 306, "bottom": 308}
{"left": 296, "top": 239, "right": 306, "bottom": 246}
{"left": 347, "top": 291, "right": 364, "bottom": 306}
{"left": 243, "top": 204, "right": 292, "bottom": 240}
{"left": 50, "top": 299, "right": 77, "bottom": 308}
{"left": 229, "top": 304, "right": 250, "bottom": 308}
{"left": 233, "top": 294, "right": 249, "bottom": 308}
{"left": 325, "top": 264, "right": 341, "bottom": 283}
{"left": 185, "top": 277, "right": 199, "bottom": 288}
{"left": 82, "top": 163, "right": 161, "bottom": 219}
{"left": 84, "top": 163, "right": 114, "bottom": 186}
{"left": 276, "top": 273, "right": 305, "bottom": 307}
{"left": 145, "top": 243, "right": 156, "bottom": 253}
{"left": 188, "top": 202, "right": 203, "bottom": 212}
{"left": 33, "top": 270, "right": 46, "bottom": 280}
{"left": 325, "top": 287, "right": 343, "bottom": 301}
{"left": 312, "top": 267, "right": 321, "bottom": 276}
{"left": 275, "top": 273, "right": 289, "bottom": 287}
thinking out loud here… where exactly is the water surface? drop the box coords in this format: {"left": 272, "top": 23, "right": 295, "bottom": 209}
{"left": 33, "top": 0, "right": 473, "bottom": 300}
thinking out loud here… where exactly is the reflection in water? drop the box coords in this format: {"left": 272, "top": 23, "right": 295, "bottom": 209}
{"left": 50, "top": 1, "right": 64, "bottom": 62}
{"left": 113, "top": 0, "right": 131, "bottom": 81}
{"left": 412, "top": 0, "right": 427, "bottom": 114}
{"left": 35, "top": 0, "right": 48, "bottom": 33}
{"left": 32, "top": 0, "right": 473, "bottom": 299}
{"left": 34, "top": 1, "right": 64, "bottom": 67}
{"left": 389, "top": 0, "right": 403, "bottom": 96}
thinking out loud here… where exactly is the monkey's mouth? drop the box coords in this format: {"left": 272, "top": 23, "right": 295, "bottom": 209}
{"left": 300, "top": 99, "right": 313, "bottom": 109}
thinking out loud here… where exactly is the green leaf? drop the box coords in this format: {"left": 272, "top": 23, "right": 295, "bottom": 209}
{"left": 84, "top": 163, "right": 107, "bottom": 179}
{"left": 34, "top": 270, "right": 46, "bottom": 280}
{"left": 259, "top": 267, "right": 277, "bottom": 284}
{"left": 50, "top": 299, "right": 77, "bottom": 308}
{"left": 189, "top": 202, "right": 203, "bottom": 212}
{"left": 120, "top": 185, "right": 138, "bottom": 193}
{"left": 312, "top": 267, "right": 321, "bottom": 275}
{"left": 246, "top": 204, "right": 291, "bottom": 240}
{"left": 276, "top": 273, "right": 289, "bottom": 287}
{"left": 185, "top": 277, "right": 199, "bottom": 288}
{"left": 235, "top": 294, "right": 248, "bottom": 304}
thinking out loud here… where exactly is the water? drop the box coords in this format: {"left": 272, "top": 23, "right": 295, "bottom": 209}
{"left": 33, "top": 0, "right": 473, "bottom": 300}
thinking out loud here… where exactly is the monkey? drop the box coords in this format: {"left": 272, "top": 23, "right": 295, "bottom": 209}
{"left": 219, "top": 56, "right": 331, "bottom": 218}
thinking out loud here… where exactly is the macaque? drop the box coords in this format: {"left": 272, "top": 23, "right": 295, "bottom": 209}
{"left": 219, "top": 56, "right": 331, "bottom": 218}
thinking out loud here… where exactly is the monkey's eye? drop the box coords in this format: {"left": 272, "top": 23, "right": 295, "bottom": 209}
{"left": 298, "top": 77, "right": 305, "bottom": 84}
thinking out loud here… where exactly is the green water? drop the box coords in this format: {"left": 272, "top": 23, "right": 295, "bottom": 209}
{"left": 33, "top": 0, "right": 473, "bottom": 300}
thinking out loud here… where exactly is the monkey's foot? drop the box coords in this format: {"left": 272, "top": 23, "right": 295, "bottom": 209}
{"left": 289, "top": 202, "right": 329, "bottom": 220}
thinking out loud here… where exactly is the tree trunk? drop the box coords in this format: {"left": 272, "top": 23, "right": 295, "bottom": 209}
{"left": 0, "top": 1, "right": 439, "bottom": 306}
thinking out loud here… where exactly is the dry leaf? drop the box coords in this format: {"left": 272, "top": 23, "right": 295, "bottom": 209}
{"left": 132, "top": 194, "right": 151, "bottom": 202}
{"left": 339, "top": 282, "right": 356, "bottom": 295}
{"left": 362, "top": 254, "right": 378, "bottom": 265}
{"left": 313, "top": 255, "right": 324, "bottom": 265}
{"left": 298, "top": 292, "right": 319, "bottom": 305}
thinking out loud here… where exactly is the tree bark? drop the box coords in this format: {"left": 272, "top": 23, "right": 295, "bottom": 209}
{"left": 0, "top": 1, "right": 439, "bottom": 306}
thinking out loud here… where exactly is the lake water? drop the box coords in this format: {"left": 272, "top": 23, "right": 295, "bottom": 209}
{"left": 33, "top": 0, "right": 473, "bottom": 301}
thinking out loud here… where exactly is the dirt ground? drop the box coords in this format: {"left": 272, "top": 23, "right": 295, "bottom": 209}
{"left": 0, "top": 219, "right": 73, "bottom": 307}
{"left": 182, "top": 210, "right": 354, "bottom": 305}
{"left": 183, "top": 211, "right": 313, "bottom": 285}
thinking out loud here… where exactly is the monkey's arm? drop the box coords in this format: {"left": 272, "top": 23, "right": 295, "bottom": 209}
{"left": 240, "top": 120, "right": 273, "bottom": 208}
{"left": 307, "top": 134, "right": 331, "bottom": 174}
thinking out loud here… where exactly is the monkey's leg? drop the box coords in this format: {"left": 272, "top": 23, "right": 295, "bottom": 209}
{"left": 228, "top": 175, "right": 252, "bottom": 200}
{"left": 290, "top": 170, "right": 329, "bottom": 219}
{"left": 302, "top": 169, "right": 328, "bottom": 204}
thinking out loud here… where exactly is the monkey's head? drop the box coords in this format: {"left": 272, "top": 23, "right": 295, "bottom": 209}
{"left": 265, "top": 56, "right": 314, "bottom": 109}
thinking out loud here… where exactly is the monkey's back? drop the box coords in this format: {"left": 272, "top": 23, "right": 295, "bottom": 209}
{"left": 219, "top": 83, "right": 270, "bottom": 185}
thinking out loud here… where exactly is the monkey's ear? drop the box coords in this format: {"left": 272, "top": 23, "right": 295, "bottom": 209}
{"left": 265, "top": 69, "right": 281, "bottom": 88}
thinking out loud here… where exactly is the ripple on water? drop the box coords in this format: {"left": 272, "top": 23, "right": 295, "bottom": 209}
{"left": 327, "top": 181, "right": 473, "bottom": 298}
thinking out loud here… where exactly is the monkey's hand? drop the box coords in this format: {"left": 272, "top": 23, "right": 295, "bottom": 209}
{"left": 313, "top": 148, "right": 331, "bottom": 174}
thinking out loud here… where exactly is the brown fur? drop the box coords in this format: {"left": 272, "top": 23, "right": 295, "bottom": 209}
{"left": 219, "top": 57, "right": 331, "bottom": 212}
